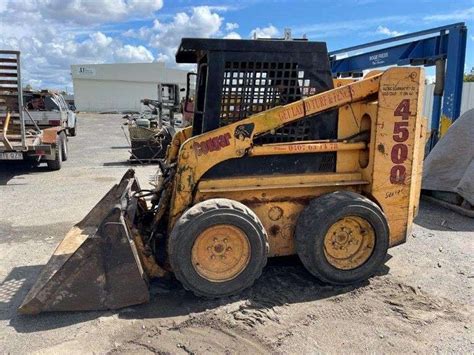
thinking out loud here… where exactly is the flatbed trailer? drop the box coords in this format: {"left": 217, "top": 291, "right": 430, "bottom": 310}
{"left": 0, "top": 50, "right": 67, "bottom": 170}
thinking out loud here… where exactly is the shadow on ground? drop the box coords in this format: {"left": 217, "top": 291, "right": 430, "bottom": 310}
{"left": 0, "top": 161, "right": 49, "bottom": 186}
{"left": 5, "top": 255, "right": 390, "bottom": 333}
{"left": 0, "top": 265, "right": 45, "bottom": 320}
{"left": 1, "top": 264, "right": 105, "bottom": 332}
{"left": 415, "top": 200, "right": 474, "bottom": 232}
{"left": 5, "top": 201, "right": 463, "bottom": 334}
{"left": 102, "top": 161, "right": 131, "bottom": 167}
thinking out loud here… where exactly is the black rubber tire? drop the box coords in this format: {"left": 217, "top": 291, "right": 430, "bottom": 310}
{"left": 46, "top": 135, "right": 62, "bottom": 171}
{"left": 168, "top": 198, "right": 269, "bottom": 298}
{"left": 26, "top": 155, "right": 41, "bottom": 168}
{"left": 60, "top": 131, "right": 68, "bottom": 161}
{"left": 295, "top": 191, "right": 389, "bottom": 285}
{"left": 69, "top": 123, "right": 77, "bottom": 137}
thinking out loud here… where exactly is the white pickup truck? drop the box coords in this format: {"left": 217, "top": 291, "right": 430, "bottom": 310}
{"left": 24, "top": 91, "right": 77, "bottom": 136}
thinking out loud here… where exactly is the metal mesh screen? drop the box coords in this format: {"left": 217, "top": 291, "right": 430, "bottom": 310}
{"left": 220, "top": 60, "right": 318, "bottom": 144}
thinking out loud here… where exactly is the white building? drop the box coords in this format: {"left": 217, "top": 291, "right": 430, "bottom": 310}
{"left": 71, "top": 62, "right": 188, "bottom": 112}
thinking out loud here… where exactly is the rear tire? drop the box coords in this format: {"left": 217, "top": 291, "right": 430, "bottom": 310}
{"left": 26, "top": 155, "right": 41, "bottom": 168}
{"left": 60, "top": 131, "right": 68, "bottom": 161}
{"left": 295, "top": 191, "right": 389, "bottom": 285}
{"left": 47, "top": 135, "right": 62, "bottom": 171}
{"left": 168, "top": 198, "right": 268, "bottom": 298}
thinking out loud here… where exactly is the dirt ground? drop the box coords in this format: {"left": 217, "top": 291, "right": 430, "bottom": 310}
{"left": 0, "top": 113, "right": 473, "bottom": 354}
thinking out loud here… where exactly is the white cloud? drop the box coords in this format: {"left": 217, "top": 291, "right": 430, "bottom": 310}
{"left": 202, "top": 5, "right": 240, "bottom": 12}
{"left": 89, "top": 32, "right": 113, "bottom": 47}
{"left": 225, "top": 22, "right": 239, "bottom": 31}
{"left": 423, "top": 7, "right": 474, "bottom": 22}
{"left": 155, "top": 53, "right": 170, "bottom": 62}
{"left": 0, "top": 0, "right": 167, "bottom": 90}
{"left": 224, "top": 31, "right": 241, "bottom": 40}
{"left": 292, "top": 15, "right": 410, "bottom": 39}
{"left": 0, "top": 3, "right": 237, "bottom": 90}
{"left": 376, "top": 26, "right": 405, "bottom": 37}
{"left": 146, "top": 6, "right": 223, "bottom": 59}
{"left": 0, "top": 25, "right": 153, "bottom": 90}
{"left": 0, "top": 0, "right": 7, "bottom": 12}
{"left": 0, "top": 1, "right": 257, "bottom": 90}
{"left": 114, "top": 45, "right": 154, "bottom": 62}
{"left": 250, "top": 25, "right": 279, "bottom": 39}
{"left": 425, "top": 75, "right": 436, "bottom": 84}
{"left": 36, "top": 0, "right": 164, "bottom": 25}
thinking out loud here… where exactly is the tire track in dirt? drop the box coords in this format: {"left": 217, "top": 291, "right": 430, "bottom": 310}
{"left": 110, "top": 316, "right": 273, "bottom": 354}
{"left": 111, "top": 260, "right": 471, "bottom": 353}
{"left": 202, "top": 263, "right": 471, "bottom": 352}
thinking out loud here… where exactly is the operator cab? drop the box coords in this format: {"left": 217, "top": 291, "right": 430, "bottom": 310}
{"left": 176, "top": 38, "right": 339, "bottom": 176}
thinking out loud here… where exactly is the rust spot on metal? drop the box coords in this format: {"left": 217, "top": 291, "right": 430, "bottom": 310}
{"left": 269, "top": 225, "right": 281, "bottom": 237}
{"left": 42, "top": 127, "right": 62, "bottom": 144}
{"left": 268, "top": 206, "right": 283, "bottom": 221}
{"left": 377, "top": 143, "right": 385, "bottom": 154}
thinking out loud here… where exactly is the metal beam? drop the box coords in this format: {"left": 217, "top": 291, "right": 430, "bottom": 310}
{"left": 329, "top": 22, "right": 465, "bottom": 55}
{"left": 441, "top": 25, "right": 467, "bottom": 135}
{"left": 329, "top": 23, "right": 467, "bottom": 147}
{"left": 330, "top": 35, "right": 448, "bottom": 73}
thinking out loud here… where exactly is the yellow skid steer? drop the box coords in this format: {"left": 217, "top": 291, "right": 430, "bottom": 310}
{"left": 19, "top": 38, "right": 426, "bottom": 314}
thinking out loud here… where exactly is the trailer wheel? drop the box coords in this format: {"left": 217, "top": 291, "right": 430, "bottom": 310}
{"left": 168, "top": 198, "right": 268, "bottom": 298}
{"left": 47, "top": 134, "right": 62, "bottom": 171}
{"left": 60, "top": 131, "right": 68, "bottom": 161}
{"left": 295, "top": 191, "right": 389, "bottom": 285}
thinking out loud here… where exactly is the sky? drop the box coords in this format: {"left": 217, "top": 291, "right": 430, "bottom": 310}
{"left": 0, "top": 0, "right": 473, "bottom": 92}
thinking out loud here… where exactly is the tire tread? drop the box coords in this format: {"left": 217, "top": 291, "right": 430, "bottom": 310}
{"left": 295, "top": 191, "right": 389, "bottom": 284}
{"left": 168, "top": 198, "right": 268, "bottom": 298}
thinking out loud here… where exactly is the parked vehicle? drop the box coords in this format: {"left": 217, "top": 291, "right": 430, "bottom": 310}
{"left": 0, "top": 50, "right": 69, "bottom": 170}
{"left": 24, "top": 90, "right": 77, "bottom": 136}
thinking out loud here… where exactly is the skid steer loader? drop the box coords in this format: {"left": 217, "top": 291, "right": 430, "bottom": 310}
{"left": 19, "top": 38, "right": 426, "bottom": 314}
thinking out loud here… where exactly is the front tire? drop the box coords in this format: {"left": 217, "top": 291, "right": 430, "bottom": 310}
{"left": 168, "top": 198, "right": 269, "bottom": 298}
{"left": 69, "top": 121, "right": 77, "bottom": 136}
{"left": 295, "top": 191, "right": 389, "bottom": 285}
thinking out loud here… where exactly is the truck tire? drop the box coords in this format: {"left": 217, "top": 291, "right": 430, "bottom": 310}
{"left": 60, "top": 131, "right": 68, "bottom": 161}
{"left": 69, "top": 123, "right": 77, "bottom": 137}
{"left": 47, "top": 134, "right": 62, "bottom": 171}
{"left": 26, "top": 156, "right": 41, "bottom": 168}
{"left": 168, "top": 198, "right": 269, "bottom": 298}
{"left": 295, "top": 191, "right": 389, "bottom": 285}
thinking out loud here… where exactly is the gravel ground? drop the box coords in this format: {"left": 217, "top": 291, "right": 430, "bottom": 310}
{"left": 0, "top": 113, "right": 473, "bottom": 354}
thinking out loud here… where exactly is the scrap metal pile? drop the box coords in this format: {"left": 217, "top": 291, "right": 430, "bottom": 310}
{"left": 123, "top": 98, "right": 175, "bottom": 162}
{"left": 123, "top": 83, "right": 192, "bottom": 163}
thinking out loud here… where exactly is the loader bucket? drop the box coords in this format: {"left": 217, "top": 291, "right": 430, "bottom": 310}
{"left": 18, "top": 169, "right": 150, "bottom": 314}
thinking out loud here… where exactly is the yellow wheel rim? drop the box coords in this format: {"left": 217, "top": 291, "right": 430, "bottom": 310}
{"left": 323, "top": 216, "right": 376, "bottom": 270}
{"left": 191, "top": 225, "right": 251, "bottom": 282}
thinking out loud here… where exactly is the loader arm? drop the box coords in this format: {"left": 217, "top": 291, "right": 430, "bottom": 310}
{"left": 168, "top": 73, "right": 382, "bottom": 227}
